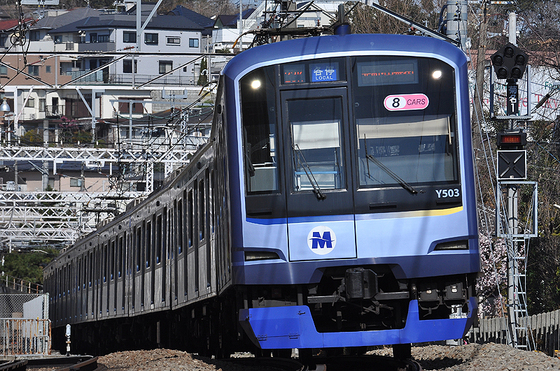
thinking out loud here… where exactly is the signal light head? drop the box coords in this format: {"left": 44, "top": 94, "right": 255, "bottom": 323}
{"left": 497, "top": 67, "right": 508, "bottom": 79}
{"left": 491, "top": 43, "right": 528, "bottom": 80}
{"left": 492, "top": 55, "right": 503, "bottom": 66}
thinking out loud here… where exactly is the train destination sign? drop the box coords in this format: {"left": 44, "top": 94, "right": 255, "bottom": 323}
{"left": 358, "top": 59, "right": 418, "bottom": 86}
{"left": 283, "top": 64, "right": 306, "bottom": 84}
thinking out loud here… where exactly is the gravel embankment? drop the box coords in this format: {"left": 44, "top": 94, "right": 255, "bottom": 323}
{"left": 93, "top": 344, "right": 560, "bottom": 371}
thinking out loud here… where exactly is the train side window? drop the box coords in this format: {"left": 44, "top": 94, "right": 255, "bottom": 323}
{"left": 210, "top": 171, "right": 214, "bottom": 234}
{"left": 118, "top": 235, "right": 124, "bottom": 278}
{"left": 136, "top": 227, "right": 141, "bottom": 271}
{"left": 146, "top": 221, "right": 152, "bottom": 268}
{"left": 89, "top": 252, "right": 93, "bottom": 288}
{"left": 183, "top": 193, "right": 188, "bottom": 296}
{"left": 110, "top": 240, "right": 115, "bottom": 280}
{"left": 103, "top": 243, "right": 108, "bottom": 282}
{"left": 156, "top": 214, "right": 162, "bottom": 264}
{"left": 199, "top": 179, "right": 205, "bottom": 241}
{"left": 163, "top": 208, "right": 168, "bottom": 260}
{"left": 170, "top": 205, "right": 175, "bottom": 258}
{"left": 240, "top": 66, "right": 279, "bottom": 194}
{"left": 188, "top": 189, "right": 193, "bottom": 248}
{"left": 152, "top": 215, "right": 157, "bottom": 267}
{"left": 177, "top": 199, "right": 183, "bottom": 254}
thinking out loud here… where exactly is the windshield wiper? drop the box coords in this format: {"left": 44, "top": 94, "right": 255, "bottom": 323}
{"left": 293, "top": 144, "right": 326, "bottom": 200}
{"left": 365, "top": 154, "right": 419, "bottom": 195}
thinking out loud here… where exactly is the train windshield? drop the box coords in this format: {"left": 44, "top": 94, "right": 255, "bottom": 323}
{"left": 240, "top": 55, "right": 460, "bottom": 202}
{"left": 352, "top": 56, "right": 459, "bottom": 189}
{"left": 287, "top": 97, "right": 345, "bottom": 193}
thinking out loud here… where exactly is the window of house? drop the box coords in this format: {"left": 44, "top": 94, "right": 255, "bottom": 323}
{"left": 118, "top": 100, "right": 144, "bottom": 114}
{"left": 189, "top": 38, "right": 199, "bottom": 48}
{"left": 145, "top": 33, "right": 158, "bottom": 45}
{"left": 54, "top": 35, "right": 62, "bottom": 44}
{"left": 45, "top": 65, "right": 51, "bottom": 73}
{"left": 25, "top": 98, "right": 35, "bottom": 108}
{"left": 0, "top": 65, "right": 7, "bottom": 75}
{"left": 167, "top": 36, "right": 180, "bottom": 45}
{"left": 98, "top": 35, "right": 109, "bottom": 42}
{"left": 28, "top": 65, "right": 39, "bottom": 76}
{"left": 29, "top": 30, "right": 41, "bottom": 41}
{"left": 123, "top": 59, "right": 137, "bottom": 73}
{"left": 39, "top": 98, "right": 46, "bottom": 112}
{"left": 89, "top": 33, "right": 97, "bottom": 43}
{"left": 159, "top": 60, "right": 172, "bottom": 74}
{"left": 123, "top": 31, "right": 136, "bottom": 43}
{"left": 70, "top": 178, "right": 83, "bottom": 187}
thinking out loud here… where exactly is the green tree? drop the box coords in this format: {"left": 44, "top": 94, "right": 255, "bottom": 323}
{"left": 20, "top": 129, "right": 42, "bottom": 146}
{"left": 2, "top": 249, "right": 58, "bottom": 285}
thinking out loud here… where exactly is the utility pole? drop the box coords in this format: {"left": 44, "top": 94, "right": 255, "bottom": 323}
{"left": 491, "top": 11, "right": 536, "bottom": 351}
{"left": 446, "top": 0, "right": 468, "bottom": 49}
{"left": 473, "top": 1, "right": 488, "bottom": 127}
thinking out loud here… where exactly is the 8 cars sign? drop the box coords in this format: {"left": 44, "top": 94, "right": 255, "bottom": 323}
{"left": 384, "top": 93, "right": 429, "bottom": 111}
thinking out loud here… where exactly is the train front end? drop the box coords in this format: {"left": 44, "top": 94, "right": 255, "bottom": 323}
{"left": 222, "top": 34, "right": 479, "bottom": 350}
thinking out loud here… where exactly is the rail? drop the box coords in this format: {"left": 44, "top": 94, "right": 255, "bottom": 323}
{"left": 0, "top": 360, "right": 26, "bottom": 371}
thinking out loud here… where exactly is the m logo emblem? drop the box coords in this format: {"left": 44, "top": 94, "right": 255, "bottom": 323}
{"left": 307, "top": 226, "right": 336, "bottom": 255}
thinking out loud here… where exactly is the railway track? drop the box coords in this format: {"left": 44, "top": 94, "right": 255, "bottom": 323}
{"left": 0, "top": 356, "right": 101, "bottom": 371}
{"left": 304, "top": 355, "right": 422, "bottom": 371}
{"left": 228, "top": 355, "right": 422, "bottom": 371}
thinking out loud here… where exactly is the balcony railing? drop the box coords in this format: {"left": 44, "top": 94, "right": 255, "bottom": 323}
{"left": 78, "top": 41, "right": 116, "bottom": 53}
{"left": 66, "top": 70, "right": 197, "bottom": 86}
{"left": 45, "top": 105, "right": 65, "bottom": 117}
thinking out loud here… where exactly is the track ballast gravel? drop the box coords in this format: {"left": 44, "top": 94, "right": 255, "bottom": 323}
{"left": 93, "top": 343, "right": 560, "bottom": 371}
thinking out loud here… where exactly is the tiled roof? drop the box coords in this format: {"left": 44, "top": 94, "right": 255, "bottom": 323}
{"left": 167, "top": 6, "right": 213, "bottom": 28}
{"left": 32, "top": 8, "right": 102, "bottom": 30}
{"left": 50, "top": 13, "right": 204, "bottom": 34}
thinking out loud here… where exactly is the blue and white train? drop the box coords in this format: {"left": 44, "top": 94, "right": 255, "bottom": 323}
{"left": 44, "top": 29, "right": 479, "bottom": 357}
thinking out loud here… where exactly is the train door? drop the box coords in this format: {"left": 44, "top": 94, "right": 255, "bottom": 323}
{"left": 281, "top": 88, "right": 357, "bottom": 261}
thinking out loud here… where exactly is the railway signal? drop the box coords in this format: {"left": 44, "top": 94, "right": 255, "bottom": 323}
{"left": 497, "top": 131, "right": 527, "bottom": 180}
{"left": 491, "top": 43, "right": 528, "bottom": 80}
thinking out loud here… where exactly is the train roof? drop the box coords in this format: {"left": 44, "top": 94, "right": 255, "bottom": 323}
{"left": 222, "top": 33, "right": 467, "bottom": 79}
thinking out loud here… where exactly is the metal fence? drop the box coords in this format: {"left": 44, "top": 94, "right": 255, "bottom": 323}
{"left": 0, "top": 318, "right": 51, "bottom": 356}
{"left": 0, "top": 294, "right": 48, "bottom": 319}
{"left": 469, "top": 310, "right": 560, "bottom": 356}
{"left": 1, "top": 276, "right": 43, "bottom": 294}
{"left": 0, "top": 294, "right": 51, "bottom": 357}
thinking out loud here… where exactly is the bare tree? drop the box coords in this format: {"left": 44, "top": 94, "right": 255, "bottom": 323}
{"left": 345, "top": 0, "right": 446, "bottom": 35}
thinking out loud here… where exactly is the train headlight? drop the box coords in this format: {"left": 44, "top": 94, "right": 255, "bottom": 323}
{"left": 245, "top": 250, "right": 280, "bottom": 261}
{"left": 434, "top": 240, "right": 468, "bottom": 251}
{"left": 432, "top": 70, "right": 442, "bottom": 80}
{"left": 250, "top": 79, "right": 262, "bottom": 89}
